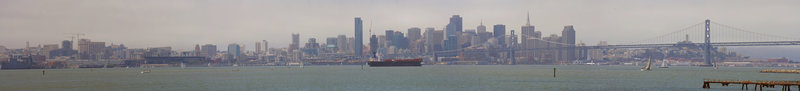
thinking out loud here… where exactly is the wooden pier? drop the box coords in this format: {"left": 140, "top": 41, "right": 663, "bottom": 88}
{"left": 761, "top": 69, "right": 800, "bottom": 74}
{"left": 703, "top": 79, "right": 800, "bottom": 91}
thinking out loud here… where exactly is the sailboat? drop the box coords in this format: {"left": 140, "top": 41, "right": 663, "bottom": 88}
{"left": 659, "top": 59, "right": 669, "bottom": 68}
{"left": 640, "top": 58, "right": 652, "bottom": 71}
{"left": 180, "top": 62, "right": 186, "bottom": 69}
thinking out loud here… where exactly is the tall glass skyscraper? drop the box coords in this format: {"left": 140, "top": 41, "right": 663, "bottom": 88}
{"left": 354, "top": 17, "right": 363, "bottom": 56}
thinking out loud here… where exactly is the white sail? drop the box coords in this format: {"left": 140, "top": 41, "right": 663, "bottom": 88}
{"left": 659, "top": 59, "right": 668, "bottom": 68}
{"left": 180, "top": 62, "right": 186, "bottom": 69}
{"left": 641, "top": 58, "right": 652, "bottom": 71}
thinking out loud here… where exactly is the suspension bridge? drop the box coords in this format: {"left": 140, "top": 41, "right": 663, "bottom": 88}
{"left": 426, "top": 19, "right": 800, "bottom": 65}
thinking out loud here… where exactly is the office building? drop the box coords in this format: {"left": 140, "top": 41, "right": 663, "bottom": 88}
{"left": 493, "top": 24, "right": 506, "bottom": 47}
{"left": 354, "top": 17, "right": 363, "bottom": 56}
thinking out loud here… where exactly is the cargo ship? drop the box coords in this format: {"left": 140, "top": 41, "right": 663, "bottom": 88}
{"left": 368, "top": 58, "right": 422, "bottom": 67}
{"left": 1, "top": 55, "right": 35, "bottom": 69}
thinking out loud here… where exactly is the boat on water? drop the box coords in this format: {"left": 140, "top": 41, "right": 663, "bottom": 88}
{"left": 180, "top": 62, "right": 186, "bottom": 69}
{"left": 659, "top": 59, "right": 669, "bottom": 68}
{"left": 2, "top": 55, "right": 34, "bottom": 69}
{"left": 368, "top": 58, "right": 422, "bottom": 67}
{"left": 640, "top": 58, "right": 652, "bottom": 71}
{"left": 140, "top": 70, "right": 151, "bottom": 74}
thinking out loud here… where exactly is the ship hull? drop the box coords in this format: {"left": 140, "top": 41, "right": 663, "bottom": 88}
{"left": 368, "top": 61, "right": 421, "bottom": 67}
{"left": 1, "top": 64, "right": 33, "bottom": 69}
{"left": 368, "top": 58, "right": 422, "bottom": 67}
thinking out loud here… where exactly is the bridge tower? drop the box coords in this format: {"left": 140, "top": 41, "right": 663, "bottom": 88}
{"left": 704, "top": 19, "right": 713, "bottom": 66}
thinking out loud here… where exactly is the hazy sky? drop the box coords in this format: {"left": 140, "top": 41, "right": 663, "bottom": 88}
{"left": 1, "top": 0, "right": 799, "bottom": 51}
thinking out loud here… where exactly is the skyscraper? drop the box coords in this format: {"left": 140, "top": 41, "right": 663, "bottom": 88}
{"left": 449, "top": 15, "right": 463, "bottom": 32}
{"left": 255, "top": 42, "right": 261, "bottom": 53}
{"left": 263, "top": 40, "right": 268, "bottom": 54}
{"left": 326, "top": 37, "right": 338, "bottom": 52}
{"left": 562, "top": 25, "right": 577, "bottom": 61}
{"left": 62, "top": 40, "right": 72, "bottom": 49}
{"left": 521, "top": 12, "right": 536, "bottom": 49}
{"left": 477, "top": 20, "right": 487, "bottom": 33}
{"left": 354, "top": 17, "right": 363, "bottom": 56}
{"left": 337, "top": 35, "right": 348, "bottom": 53}
{"left": 493, "top": 24, "right": 506, "bottom": 47}
{"left": 369, "top": 35, "right": 378, "bottom": 53}
{"left": 194, "top": 44, "right": 201, "bottom": 56}
{"left": 290, "top": 33, "right": 300, "bottom": 52}
{"left": 228, "top": 43, "right": 241, "bottom": 59}
{"left": 445, "top": 15, "right": 462, "bottom": 51}
{"left": 424, "top": 28, "right": 435, "bottom": 53}
{"left": 201, "top": 44, "right": 217, "bottom": 58}
{"left": 385, "top": 30, "right": 395, "bottom": 47}
{"left": 407, "top": 27, "right": 421, "bottom": 43}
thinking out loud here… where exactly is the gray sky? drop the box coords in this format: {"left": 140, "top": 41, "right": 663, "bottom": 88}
{"left": 1, "top": 0, "right": 799, "bottom": 52}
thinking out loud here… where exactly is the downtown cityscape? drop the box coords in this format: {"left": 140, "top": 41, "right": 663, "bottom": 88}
{"left": 1, "top": 0, "right": 799, "bottom": 90}
{"left": 2, "top": 14, "right": 798, "bottom": 69}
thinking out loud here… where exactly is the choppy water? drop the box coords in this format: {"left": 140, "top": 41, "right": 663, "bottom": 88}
{"left": 0, "top": 65, "right": 797, "bottom": 91}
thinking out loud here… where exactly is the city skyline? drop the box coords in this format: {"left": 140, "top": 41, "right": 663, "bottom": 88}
{"left": 1, "top": 0, "right": 799, "bottom": 51}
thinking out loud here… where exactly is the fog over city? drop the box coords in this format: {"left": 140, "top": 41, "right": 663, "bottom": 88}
{"left": 1, "top": 0, "right": 799, "bottom": 52}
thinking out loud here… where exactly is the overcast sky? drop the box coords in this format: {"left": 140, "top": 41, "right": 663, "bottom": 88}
{"left": 1, "top": 0, "right": 799, "bottom": 51}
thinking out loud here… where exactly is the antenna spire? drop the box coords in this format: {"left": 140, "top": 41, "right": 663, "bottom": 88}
{"left": 526, "top": 11, "right": 531, "bottom": 26}
{"left": 370, "top": 20, "right": 373, "bottom": 35}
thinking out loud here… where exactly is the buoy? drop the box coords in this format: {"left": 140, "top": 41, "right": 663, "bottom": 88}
{"left": 553, "top": 67, "right": 556, "bottom": 78}
{"left": 42, "top": 70, "right": 46, "bottom": 76}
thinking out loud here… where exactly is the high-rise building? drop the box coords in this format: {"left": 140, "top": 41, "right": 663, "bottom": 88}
{"left": 445, "top": 15, "right": 462, "bottom": 51}
{"left": 432, "top": 30, "right": 445, "bottom": 51}
{"left": 326, "top": 37, "right": 338, "bottom": 52}
{"left": 255, "top": 42, "right": 261, "bottom": 53}
{"left": 393, "top": 31, "right": 408, "bottom": 49}
{"left": 228, "top": 43, "right": 241, "bottom": 58}
{"left": 337, "top": 35, "right": 348, "bottom": 53}
{"left": 407, "top": 28, "right": 421, "bottom": 42}
{"left": 493, "top": 24, "right": 506, "bottom": 47}
{"left": 521, "top": 12, "right": 537, "bottom": 49}
{"left": 477, "top": 21, "right": 487, "bottom": 33}
{"left": 62, "top": 40, "right": 72, "bottom": 49}
{"left": 562, "top": 25, "right": 576, "bottom": 61}
{"left": 354, "top": 17, "right": 363, "bottom": 56}
{"left": 290, "top": 34, "right": 300, "bottom": 52}
{"left": 49, "top": 40, "right": 76, "bottom": 58}
{"left": 408, "top": 27, "right": 422, "bottom": 53}
{"left": 385, "top": 30, "right": 395, "bottom": 47}
{"left": 305, "top": 38, "right": 319, "bottom": 48}
{"left": 424, "top": 28, "right": 435, "bottom": 53}
{"left": 194, "top": 44, "right": 201, "bottom": 56}
{"left": 449, "top": 15, "right": 463, "bottom": 32}
{"left": 303, "top": 38, "right": 320, "bottom": 55}
{"left": 78, "top": 39, "right": 90, "bottom": 59}
{"left": 201, "top": 44, "right": 217, "bottom": 58}
{"left": 369, "top": 35, "right": 378, "bottom": 53}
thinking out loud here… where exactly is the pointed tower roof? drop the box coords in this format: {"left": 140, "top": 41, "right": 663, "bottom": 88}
{"left": 526, "top": 11, "right": 531, "bottom": 26}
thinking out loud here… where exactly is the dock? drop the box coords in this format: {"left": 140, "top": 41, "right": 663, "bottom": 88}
{"left": 761, "top": 69, "right": 800, "bottom": 74}
{"left": 703, "top": 79, "right": 800, "bottom": 91}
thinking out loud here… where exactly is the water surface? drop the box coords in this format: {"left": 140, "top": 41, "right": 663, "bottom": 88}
{"left": 0, "top": 65, "right": 797, "bottom": 91}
